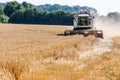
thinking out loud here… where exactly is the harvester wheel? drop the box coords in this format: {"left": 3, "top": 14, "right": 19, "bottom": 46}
{"left": 83, "top": 33, "right": 89, "bottom": 37}
{"left": 64, "top": 30, "right": 71, "bottom": 35}
{"left": 96, "top": 32, "right": 104, "bottom": 39}
{"left": 100, "top": 34, "right": 104, "bottom": 39}
{"left": 97, "top": 35, "right": 103, "bottom": 39}
{"left": 100, "top": 31, "right": 104, "bottom": 39}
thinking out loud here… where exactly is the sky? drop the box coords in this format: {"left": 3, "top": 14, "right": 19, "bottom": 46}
{"left": 0, "top": 0, "right": 119, "bottom": 16}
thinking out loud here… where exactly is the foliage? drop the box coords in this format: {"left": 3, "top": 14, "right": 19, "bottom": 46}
{"left": 36, "top": 4, "right": 97, "bottom": 13}
{"left": 1, "top": 3, "right": 97, "bottom": 13}
{"left": 0, "top": 7, "right": 9, "bottom": 23}
{"left": 0, "top": 15, "right": 9, "bottom": 23}
{"left": 0, "top": 7, "right": 4, "bottom": 15}
{"left": 1, "top": 1, "right": 98, "bottom": 25}
{"left": 4, "top": 1, "right": 33, "bottom": 17}
{"left": 22, "top": 2, "right": 32, "bottom": 9}
{"left": 9, "top": 10, "right": 24, "bottom": 23}
{"left": 9, "top": 10, "right": 73, "bottom": 25}
{"left": 107, "top": 12, "right": 120, "bottom": 21}
{"left": 4, "top": 1, "right": 19, "bottom": 17}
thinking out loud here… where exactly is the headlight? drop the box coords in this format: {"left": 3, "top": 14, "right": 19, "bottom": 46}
{"left": 97, "top": 31, "right": 102, "bottom": 34}
{"left": 84, "top": 31, "right": 88, "bottom": 34}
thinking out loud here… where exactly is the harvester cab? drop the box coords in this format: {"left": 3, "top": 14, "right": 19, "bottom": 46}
{"left": 74, "top": 9, "right": 93, "bottom": 29}
{"left": 64, "top": 9, "right": 103, "bottom": 38}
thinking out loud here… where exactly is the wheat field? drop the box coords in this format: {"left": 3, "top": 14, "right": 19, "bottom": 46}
{"left": 0, "top": 24, "right": 119, "bottom": 80}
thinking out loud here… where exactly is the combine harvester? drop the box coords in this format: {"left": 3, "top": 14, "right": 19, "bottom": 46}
{"left": 64, "top": 8, "right": 103, "bottom": 38}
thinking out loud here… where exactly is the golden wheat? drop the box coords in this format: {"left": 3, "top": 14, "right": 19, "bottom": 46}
{"left": 0, "top": 24, "right": 119, "bottom": 80}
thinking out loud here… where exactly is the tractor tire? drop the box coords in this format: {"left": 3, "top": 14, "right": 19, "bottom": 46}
{"left": 96, "top": 33, "right": 104, "bottom": 39}
{"left": 64, "top": 30, "right": 71, "bottom": 36}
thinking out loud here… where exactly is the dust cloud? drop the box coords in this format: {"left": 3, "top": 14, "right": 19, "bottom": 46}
{"left": 95, "top": 17, "right": 120, "bottom": 38}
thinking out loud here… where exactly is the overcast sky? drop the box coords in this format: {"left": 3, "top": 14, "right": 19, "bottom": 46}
{"left": 0, "top": 0, "right": 119, "bottom": 16}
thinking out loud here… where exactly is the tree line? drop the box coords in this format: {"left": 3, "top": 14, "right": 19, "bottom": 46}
{"left": 107, "top": 12, "right": 120, "bottom": 21}
{"left": 0, "top": 1, "right": 74, "bottom": 25}
{"left": 35, "top": 4, "right": 97, "bottom": 13}
{"left": 0, "top": 3, "right": 97, "bottom": 13}
{"left": 0, "top": 1, "right": 120, "bottom": 25}
{"left": 9, "top": 9, "right": 73, "bottom": 25}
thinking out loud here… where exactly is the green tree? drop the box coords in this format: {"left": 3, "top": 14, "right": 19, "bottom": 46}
{"left": 9, "top": 10, "right": 24, "bottom": 23}
{"left": 47, "top": 11, "right": 73, "bottom": 25}
{"left": 16, "top": 4, "right": 25, "bottom": 11}
{"left": 0, "top": 7, "right": 9, "bottom": 23}
{"left": 22, "top": 2, "right": 32, "bottom": 9}
{"left": 23, "top": 9, "right": 35, "bottom": 23}
{"left": 0, "top": 7, "right": 4, "bottom": 15}
{"left": 4, "top": 1, "right": 19, "bottom": 17}
{"left": 0, "top": 15, "right": 9, "bottom": 23}
{"left": 9, "top": 10, "right": 73, "bottom": 25}
{"left": 22, "top": 8, "right": 39, "bottom": 23}
{"left": 107, "top": 12, "right": 120, "bottom": 21}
